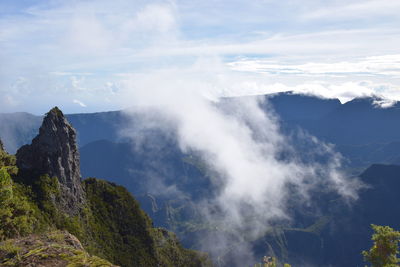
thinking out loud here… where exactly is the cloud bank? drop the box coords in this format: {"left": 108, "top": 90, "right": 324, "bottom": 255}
{"left": 0, "top": 0, "right": 400, "bottom": 113}
{"left": 119, "top": 63, "right": 361, "bottom": 264}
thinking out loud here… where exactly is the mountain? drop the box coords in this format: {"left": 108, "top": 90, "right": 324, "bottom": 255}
{"left": 80, "top": 139, "right": 212, "bottom": 197}
{"left": 2, "top": 93, "right": 400, "bottom": 266}
{"left": 336, "top": 141, "right": 400, "bottom": 172}
{"left": 222, "top": 163, "right": 399, "bottom": 267}
{"left": 306, "top": 97, "right": 400, "bottom": 145}
{"left": 0, "top": 110, "right": 126, "bottom": 153}
{"left": 263, "top": 93, "right": 400, "bottom": 146}
{"left": 79, "top": 138, "right": 213, "bottom": 232}
{"left": 66, "top": 111, "right": 127, "bottom": 147}
{"left": 266, "top": 92, "right": 341, "bottom": 122}
{"left": 357, "top": 164, "right": 400, "bottom": 226}
{"left": 3, "top": 93, "right": 400, "bottom": 169}
{"left": 0, "top": 107, "right": 211, "bottom": 267}
{"left": 266, "top": 93, "right": 400, "bottom": 170}
{"left": 16, "top": 107, "right": 85, "bottom": 215}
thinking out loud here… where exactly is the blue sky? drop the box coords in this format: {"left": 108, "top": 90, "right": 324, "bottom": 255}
{"left": 1, "top": 0, "right": 400, "bottom": 114}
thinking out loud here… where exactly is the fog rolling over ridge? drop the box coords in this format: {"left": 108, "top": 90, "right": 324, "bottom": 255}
{"left": 118, "top": 70, "right": 361, "bottom": 265}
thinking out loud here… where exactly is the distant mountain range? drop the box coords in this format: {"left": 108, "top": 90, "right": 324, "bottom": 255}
{"left": 2, "top": 92, "right": 400, "bottom": 266}
{"left": 2, "top": 92, "right": 400, "bottom": 170}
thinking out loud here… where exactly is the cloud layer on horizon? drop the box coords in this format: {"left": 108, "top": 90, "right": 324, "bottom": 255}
{"left": 0, "top": 0, "right": 399, "bottom": 113}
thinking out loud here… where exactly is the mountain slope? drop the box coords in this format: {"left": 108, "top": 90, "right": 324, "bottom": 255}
{"left": 66, "top": 111, "right": 127, "bottom": 147}
{"left": 0, "top": 230, "right": 117, "bottom": 267}
{"left": 0, "top": 107, "right": 211, "bottom": 267}
{"left": 266, "top": 92, "right": 341, "bottom": 122}
{"left": 2, "top": 93, "right": 400, "bottom": 166}
{"left": 309, "top": 97, "right": 400, "bottom": 145}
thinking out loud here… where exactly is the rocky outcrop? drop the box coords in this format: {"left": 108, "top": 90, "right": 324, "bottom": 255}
{"left": 16, "top": 107, "right": 85, "bottom": 215}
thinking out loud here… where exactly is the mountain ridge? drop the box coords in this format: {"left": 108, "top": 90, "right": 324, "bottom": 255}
{"left": 16, "top": 107, "right": 85, "bottom": 216}
{"left": 0, "top": 107, "right": 211, "bottom": 267}
{"left": 2, "top": 92, "right": 400, "bottom": 152}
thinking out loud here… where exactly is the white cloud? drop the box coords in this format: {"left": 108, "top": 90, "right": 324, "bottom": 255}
{"left": 66, "top": 14, "right": 112, "bottom": 54}
{"left": 73, "top": 99, "right": 87, "bottom": 107}
{"left": 0, "top": 0, "right": 399, "bottom": 114}
{"left": 302, "top": 0, "right": 400, "bottom": 21}
{"left": 224, "top": 54, "right": 400, "bottom": 103}
{"left": 118, "top": 61, "right": 361, "bottom": 263}
{"left": 215, "top": 79, "right": 400, "bottom": 104}
{"left": 227, "top": 54, "right": 400, "bottom": 76}
{"left": 133, "top": 4, "right": 177, "bottom": 33}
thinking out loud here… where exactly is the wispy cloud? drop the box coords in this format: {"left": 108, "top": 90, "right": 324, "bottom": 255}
{"left": 73, "top": 99, "right": 87, "bottom": 107}
{"left": 119, "top": 62, "right": 361, "bottom": 264}
{"left": 228, "top": 54, "right": 400, "bottom": 77}
{"left": 302, "top": 0, "right": 400, "bottom": 21}
{"left": 0, "top": 0, "right": 399, "bottom": 113}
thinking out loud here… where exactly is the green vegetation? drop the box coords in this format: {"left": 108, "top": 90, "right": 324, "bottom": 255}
{"left": 363, "top": 224, "right": 400, "bottom": 267}
{"left": 0, "top": 167, "right": 37, "bottom": 240}
{"left": 82, "top": 178, "right": 157, "bottom": 266}
{"left": 0, "top": 146, "right": 17, "bottom": 176}
{"left": 253, "top": 256, "right": 291, "bottom": 267}
{"left": 0, "top": 240, "right": 21, "bottom": 259}
{"left": 0, "top": 230, "right": 116, "bottom": 266}
{"left": 151, "top": 227, "right": 211, "bottom": 267}
{"left": 82, "top": 178, "right": 211, "bottom": 267}
{"left": 0, "top": 145, "right": 211, "bottom": 266}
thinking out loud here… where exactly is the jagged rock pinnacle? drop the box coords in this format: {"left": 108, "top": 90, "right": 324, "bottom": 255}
{"left": 16, "top": 106, "right": 85, "bottom": 215}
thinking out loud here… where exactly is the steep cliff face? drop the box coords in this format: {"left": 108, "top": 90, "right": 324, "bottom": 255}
{"left": 1, "top": 107, "right": 211, "bottom": 267}
{"left": 16, "top": 107, "right": 85, "bottom": 215}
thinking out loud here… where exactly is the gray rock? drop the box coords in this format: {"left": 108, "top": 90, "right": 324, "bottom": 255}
{"left": 16, "top": 107, "right": 85, "bottom": 215}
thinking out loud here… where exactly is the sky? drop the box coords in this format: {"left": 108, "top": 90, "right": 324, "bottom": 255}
{"left": 0, "top": 2, "right": 369, "bottom": 261}
{"left": 1, "top": 0, "right": 400, "bottom": 114}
